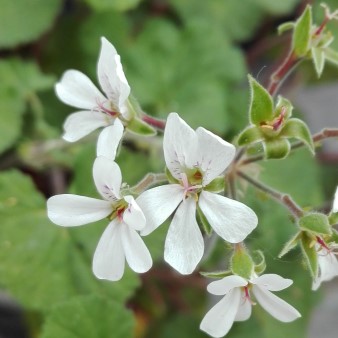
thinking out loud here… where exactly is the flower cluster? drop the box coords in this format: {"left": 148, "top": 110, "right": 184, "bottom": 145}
{"left": 46, "top": 37, "right": 307, "bottom": 337}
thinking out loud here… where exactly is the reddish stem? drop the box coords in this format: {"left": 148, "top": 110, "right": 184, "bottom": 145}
{"left": 267, "top": 52, "right": 298, "bottom": 96}
{"left": 142, "top": 115, "right": 166, "bottom": 130}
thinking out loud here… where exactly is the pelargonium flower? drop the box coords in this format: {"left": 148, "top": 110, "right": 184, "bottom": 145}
{"left": 55, "top": 37, "right": 129, "bottom": 159}
{"left": 200, "top": 274, "right": 301, "bottom": 338}
{"left": 312, "top": 241, "right": 338, "bottom": 290}
{"left": 137, "top": 113, "right": 258, "bottom": 274}
{"left": 47, "top": 156, "right": 152, "bottom": 281}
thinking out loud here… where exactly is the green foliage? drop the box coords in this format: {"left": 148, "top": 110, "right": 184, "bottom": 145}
{"left": 300, "top": 232, "right": 318, "bottom": 279}
{"left": 126, "top": 19, "right": 246, "bottom": 133}
{"left": 293, "top": 5, "right": 312, "bottom": 57}
{"left": 83, "top": 0, "right": 142, "bottom": 12}
{"left": 0, "top": 58, "right": 54, "bottom": 154}
{"left": 127, "top": 117, "right": 157, "bottom": 136}
{"left": 299, "top": 213, "right": 332, "bottom": 235}
{"left": 264, "top": 138, "right": 290, "bottom": 159}
{"left": 0, "top": 0, "right": 62, "bottom": 48}
{"left": 248, "top": 76, "right": 274, "bottom": 125}
{"left": 237, "top": 125, "right": 263, "bottom": 146}
{"left": 231, "top": 246, "right": 254, "bottom": 279}
{"left": 0, "top": 170, "right": 139, "bottom": 310}
{"left": 41, "top": 295, "right": 135, "bottom": 338}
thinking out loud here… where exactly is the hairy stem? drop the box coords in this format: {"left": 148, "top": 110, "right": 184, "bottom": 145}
{"left": 129, "top": 173, "right": 167, "bottom": 195}
{"left": 238, "top": 170, "right": 304, "bottom": 218}
{"left": 267, "top": 52, "right": 301, "bottom": 96}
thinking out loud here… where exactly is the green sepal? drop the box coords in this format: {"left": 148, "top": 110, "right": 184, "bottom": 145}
{"left": 165, "top": 166, "right": 179, "bottom": 184}
{"left": 274, "top": 96, "right": 293, "bottom": 120}
{"left": 204, "top": 177, "right": 225, "bottom": 193}
{"left": 278, "top": 22, "right": 294, "bottom": 35}
{"left": 328, "top": 228, "right": 338, "bottom": 243}
{"left": 237, "top": 125, "right": 263, "bottom": 146}
{"left": 293, "top": 5, "right": 312, "bottom": 57}
{"left": 328, "top": 211, "right": 338, "bottom": 225}
{"left": 280, "top": 118, "right": 314, "bottom": 154}
{"left": 278, "top": 232, "right": 301, "bottom": 258}
{"left": 231, "top": 246, "right": 254, "bottom": 280}
{"left": 299, "top": 213, "right": 332, "bottom": 235}
{"left": 248, "top": 75, "right": 274, "bottom": 125}
{"left": 263, "top": 138, "right": 290, "bottom": 159}
{"left": 325, "top": 48, "right": 338, "bottom": 66}
{"left": 311, "top": 47, "right": 325, "bottom": 78}
{"left": 300, "top": 231, "right": 318, "bottom": 278}
{"left": 200, "top": 270, "right": 232, "bottom": 279}
{"left": 252, "top": 250, "right": 266, "bottom": 275}
{"left": 197, "top": 205, "right": 212, "bottom": 236}
{"left": 126, "top": 117, "right": 157, "bottom": 136}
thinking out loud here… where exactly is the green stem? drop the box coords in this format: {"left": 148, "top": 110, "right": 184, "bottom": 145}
{"left": 238, "top": 170, "right": 304, "bottom": 218}
{"left": 129, "top": 173, "right": 168, "bottom": 195}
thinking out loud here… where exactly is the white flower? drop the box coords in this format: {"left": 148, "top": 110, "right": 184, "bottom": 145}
{"left": 312, "top": 242, "right": 338, "bottom": 290}
{"left": 200, "top": 274, "right": 301, "bottom": 338}
{"left": 47, "top": 156, "right": 152, "bottom": 281}
{"left": 55, "top": 37, "right": 129, "bottom": 159}
{"left": 137, "top": 113, "right": 258, "bottom": 274}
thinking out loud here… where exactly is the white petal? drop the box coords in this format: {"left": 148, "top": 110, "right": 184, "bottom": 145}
{"left": 195, "top": 127, "right": 236, "bottom": 186}
{"left": 252, "top": 285, "right": 301, "bottom": 322}
{"left": 251, "top": 274, "right": 293, "bottom": 291}
{"left": 123, "top": 195, "right": 146, "bottom": 231}
{"left": 97, "top": 37, "right": 130, "bottom": 116}
{"left": 55, "top": 69, "right": 106, "bottom": 109}
{"left": 93, "top": 157, "right": 122, "bottom": 201}
{"left": 200, "top": 288, "right": 241, "bottom": 338}
{"left": 164, "top": 197, "right": 204, "bottom": 274}
{"left": 63, "top": 111, "right": 110, "bottom": 142}
{"left": 199, "top": 191, "right": 258, "bottom": 243}
{"left": 207, "top": 275, "right": 248, "bottom": 296}
{"left": 93, "top": 220, "right": 125, "bottom": 281}
{"left": 332, "top": 186, "right": 338, "bottom": 212}
{"left": 312, "top": 250, "right": 338, "bottom": 290}
{"left": 137, "top": 184, "right": 184, "bottom": 236}
{"left": 163, "top": 113, "right": 197, "bottom": 179}
{"left": 121, "top": 225, "right": 152, "bottom": 273}
{"left": 96, "top": 118, "right": 124, "bottom": 160}
{"left": 47, "top": 194, "right": 111, "bottom": 226}
{"left": 235, "top": 294, "right": 252, "bottom": 322}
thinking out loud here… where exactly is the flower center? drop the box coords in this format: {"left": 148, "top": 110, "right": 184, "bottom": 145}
{"left": 108, "top": 200, "right": 128, "bottom": 221}
{"left": 242, "top": 285, "right": 255, "bottom": 305}
{"left": 95, "top": 98, "right": 119, "bottom": 117}
{"left": 180, "top": 171, "right": 203, "bottom": 199}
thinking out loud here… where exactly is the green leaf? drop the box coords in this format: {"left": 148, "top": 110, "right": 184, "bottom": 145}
{"left": 248, "top": 75, "right": 274, "bottom": 125}
{"left": 325, "top": 47, "right": 338, "bottom": 66}
{"left": 204, "top": 177, "right": 225, "bottom": 193}
{"left": 231, "top": 246, "right": 254, "bottom": 279}
{"left": 300, "top": 232, "right": 318, "bottom": 278}
{"left": 83, "top": 0, "right": 142, "bottom": 12}
{"left": 41, "top": 295, "right": 135, "bottom": 338}
{"left": 278, "top": 22, "right": 295, "bottom": 35}
{"left": 0, "top": 170, "right": 139, "bottom": 310}
{"left": 0, "top": 59, "right": 55, "bottom": 154}
{"left": 237, "top": 125, "right": 263, "bottom": 146}
{"left": 299, "top": 213, "right": 332, "bottom": 235}
{"left": 280, "top": 118, "right": 314, "bottom": 154}
{"left": 278, "top": 232, "right": 300, "bottom": 258}
{"left": 263, "top": 138, "right": 290, "bottom": 159}
{"left": 292, "top": 5, "right": 312, "bottom": 57}
{"left": 0, "top": 0, "right": 62, "bottom": 48}
{"left": 127, "top": 117, "right": 157, "bottom": 136}
{"left": 311, "top": 47, "right": 325, "bottom": 77}
{"left": 126, "top": 19, "right": 247, "bottom": 134}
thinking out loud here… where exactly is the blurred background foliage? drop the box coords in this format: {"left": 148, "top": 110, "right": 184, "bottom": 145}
{"left": 0, "top": 0, "right": 337, "bottom": 337}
